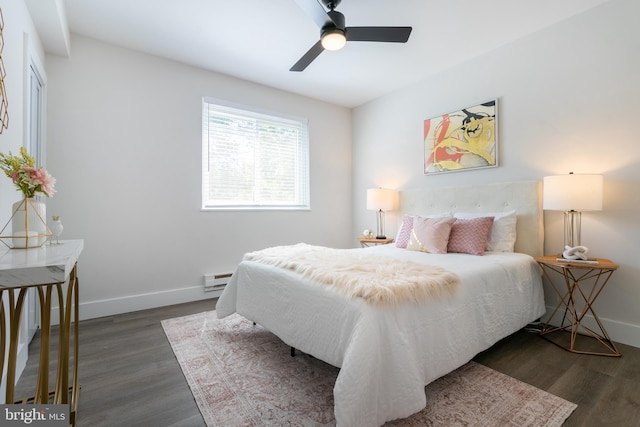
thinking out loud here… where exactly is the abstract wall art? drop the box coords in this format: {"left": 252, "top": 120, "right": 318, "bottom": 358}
{"left": 424, "top": 99, "right": 497, "bottom": 174}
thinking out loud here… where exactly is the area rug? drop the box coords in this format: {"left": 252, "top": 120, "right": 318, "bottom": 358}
{"left": 161, "top": 311, "right": 577, "bottom": 427}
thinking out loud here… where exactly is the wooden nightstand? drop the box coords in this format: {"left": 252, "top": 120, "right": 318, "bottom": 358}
{"left": 358, "top": 237, "right": 394, "bottom": 248}
{"left": 535, "top": 255, "right": 620, "bottom": 357}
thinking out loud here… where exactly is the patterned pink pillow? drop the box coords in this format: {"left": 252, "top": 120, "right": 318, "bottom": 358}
{"left": 447, "top": 217, "right": 495, "bottom": 255}
{"left": 406, "top": 217, "right": 456, "bottom": 254}
{"left": 395, "top": 215, "right": 414, "bottom": 248}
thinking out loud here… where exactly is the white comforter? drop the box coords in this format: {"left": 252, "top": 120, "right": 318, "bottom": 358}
{"left": 217, "top": 245, "right": 545, "bottom": 426}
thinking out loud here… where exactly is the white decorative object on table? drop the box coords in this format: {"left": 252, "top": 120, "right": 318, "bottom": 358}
{"left": 562, "top": 245, "right": 588, "bottom": 260}
{"left": 50, "top": 216, "right": 64, "bottom": 245}
{"left": 10, "top": 198, "right": 49, "bottom": 248}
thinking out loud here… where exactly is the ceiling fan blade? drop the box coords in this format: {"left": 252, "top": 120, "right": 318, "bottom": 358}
{"left": 290, "top": 40, "right": 325, "bottom": 72}
{"left": 346, "top": 26, "right": 412, "bottom": 43}
{"left": 292, "top": 0, "right": 333, "bottom": 28}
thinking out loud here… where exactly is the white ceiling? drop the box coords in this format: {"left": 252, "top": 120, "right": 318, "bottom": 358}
{"left": 29, "top": 0, "right": 611, "bottom": 108}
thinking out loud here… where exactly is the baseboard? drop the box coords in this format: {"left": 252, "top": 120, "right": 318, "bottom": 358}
{"left": 49, "top": 293, "right": 640, "bottom": 349}
{"left": 543, "top": 305, "right": 640, "bottom": 349}
{"left": 50, "top": 286, "right": 222, "bottom": 323}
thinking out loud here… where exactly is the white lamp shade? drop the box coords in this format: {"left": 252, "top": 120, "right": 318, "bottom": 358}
{"left": 366, "top": 188, "right": 396, "bottom": 211}
{"left": 543, "top": 174, "right": 603, "bottom": 211}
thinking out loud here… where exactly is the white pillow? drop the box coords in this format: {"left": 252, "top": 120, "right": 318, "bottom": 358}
{"left": 453, "top": 210, "right": 517, "bottom": 252}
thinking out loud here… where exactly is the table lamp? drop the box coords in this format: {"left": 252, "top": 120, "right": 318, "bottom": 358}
{"left": 543, "top": 173, "right": 603, "bottom": 251}
{"left": 366, "top": 188, "right": 396, "bottom": 239}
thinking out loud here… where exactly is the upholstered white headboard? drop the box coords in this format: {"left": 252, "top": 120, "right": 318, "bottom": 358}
{"left": 400, "top": 181, "right": 543, "bottom": 257}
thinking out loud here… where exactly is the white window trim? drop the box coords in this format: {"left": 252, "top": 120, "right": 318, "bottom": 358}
{"left": 201, "top": 97, "right": 310, "bottom": 211}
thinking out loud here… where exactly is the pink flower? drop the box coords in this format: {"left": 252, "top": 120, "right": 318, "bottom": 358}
{"left": 0, "top": 148, "right": 56, "bottom": 198}
{"left": 38, "top": 169, "right": 56, "bottom": 197}
{"left": 21, "top": 165, "right": 56, "bottom": 197}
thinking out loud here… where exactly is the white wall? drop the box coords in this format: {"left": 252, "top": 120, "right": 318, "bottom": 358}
{"left": 45, "top": 35, "right": 352, "bottom": 319}
{"left": 0, "top": 0, "right": 46, "bottom": 403}
{"left": 352, "top": 0, "right": 640, "bottom": 347}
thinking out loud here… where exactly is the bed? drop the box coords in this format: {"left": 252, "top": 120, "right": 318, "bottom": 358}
{"left": 216, "top": 181, "right": 546, "bottom": 426}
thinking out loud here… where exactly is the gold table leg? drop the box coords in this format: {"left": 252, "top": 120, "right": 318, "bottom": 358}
{"left": 1, "top": 263, "right": 80, "bottom": 426}
{"left": 540, "top": 263, "right": 620, "bottom": 357}
{"left": 4, "top": 287, "right": 29, "bottom": 403}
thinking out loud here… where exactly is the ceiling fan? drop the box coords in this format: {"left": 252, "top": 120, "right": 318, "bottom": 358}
{"left": 290, "top": 0, "right": 412, "bottom": 72}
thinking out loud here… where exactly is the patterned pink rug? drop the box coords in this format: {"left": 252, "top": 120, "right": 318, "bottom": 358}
{"left": 162, "top": 311, "right": 577, "bottom": 426}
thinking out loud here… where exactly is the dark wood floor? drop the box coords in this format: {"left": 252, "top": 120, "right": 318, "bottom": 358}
{"left": 15, "top": 299, "right": 640, "bottom": 426}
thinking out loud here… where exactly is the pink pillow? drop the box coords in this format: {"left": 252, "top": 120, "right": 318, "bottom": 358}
{"left": 395, "top": 215, "right": 414, "bottom": 248}
{"left": 454, "top": 210, "right": 516, "bottom": 252}
{"left": 406, "top": 217, "right": 456, "bottom": 254}
{"left": 447, "top": 217, "right": 494, "bottom": 255}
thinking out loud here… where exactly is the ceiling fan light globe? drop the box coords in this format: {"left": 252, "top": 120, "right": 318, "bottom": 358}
{"left": 321, "top": 31, "right": 346, "bottom": 50}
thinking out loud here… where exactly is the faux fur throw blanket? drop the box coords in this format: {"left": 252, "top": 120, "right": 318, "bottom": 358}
{"left": 243, "top": 244, "right": 460, "bottom": 306}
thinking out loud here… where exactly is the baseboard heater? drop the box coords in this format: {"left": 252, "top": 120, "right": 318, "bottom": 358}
{"left": 204, "top": 273, "right": 232, "bottom": 292}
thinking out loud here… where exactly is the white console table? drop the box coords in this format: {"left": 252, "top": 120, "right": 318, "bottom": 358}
{"left": 0, "top": 240, "right": 83, "bottom": 426}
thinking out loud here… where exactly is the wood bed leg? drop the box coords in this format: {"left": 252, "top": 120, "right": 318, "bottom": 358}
{"left": 290, "top": 347, "right": 295, "bottom": 357}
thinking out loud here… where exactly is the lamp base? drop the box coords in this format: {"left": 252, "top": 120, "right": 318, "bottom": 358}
{"left": 564, "top": 210, "right": 582, "bottom": 249}
{"left": 375, "top": 210, "right": 386, "bottom": 241}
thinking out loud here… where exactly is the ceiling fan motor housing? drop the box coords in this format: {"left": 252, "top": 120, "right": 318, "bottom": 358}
{"left": 323, "top": 10, "right": 346, "bottom": 34}
{"left": 322, "top": 0, "right": 342, "bottom": 10}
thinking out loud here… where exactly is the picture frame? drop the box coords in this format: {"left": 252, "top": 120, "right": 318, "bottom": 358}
{"left": 424, "top": 99, "right": 497, "bottom": 175}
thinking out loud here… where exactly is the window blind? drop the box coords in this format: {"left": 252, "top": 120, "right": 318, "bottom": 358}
{"left": 202, "top": 97, "right": 310, "bottom": 209}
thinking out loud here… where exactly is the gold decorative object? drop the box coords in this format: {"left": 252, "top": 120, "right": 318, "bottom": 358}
{"left": 0, "top": 8, "right": 8, "bottom": 133}
{"left": 0, "top": 198, "right": 52, "bottom": 249}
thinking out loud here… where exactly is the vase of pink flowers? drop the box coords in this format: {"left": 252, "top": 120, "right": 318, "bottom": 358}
{"left": 0, "top": 147, "right": 56, "bottom": 248}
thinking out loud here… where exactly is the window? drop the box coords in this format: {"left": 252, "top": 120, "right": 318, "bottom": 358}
{"left": 202, "top": 97, "right": 310, "bottom": 210}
